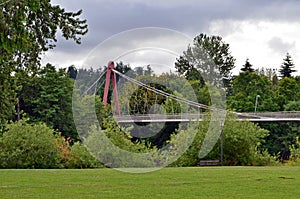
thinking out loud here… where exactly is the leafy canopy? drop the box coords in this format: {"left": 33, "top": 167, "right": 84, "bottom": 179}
{"left": 0, "top": 0, "right": 88, "bottom": 123}
{"left": 175, "top": 33, "right": 235, "bottom": 84}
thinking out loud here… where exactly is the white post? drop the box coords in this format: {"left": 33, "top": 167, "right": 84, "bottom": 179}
{"left": 254, "top": 95, "right": 260, "bottom": 114}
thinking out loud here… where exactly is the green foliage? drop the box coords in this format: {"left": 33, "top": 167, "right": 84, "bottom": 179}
{"left": 0, "top": 119, "right": 61, "bottom": 168}
{"left": 84, "top": 119, "right": 156, "bottom": 168}
{"left": 117, "top": 73, "right": 199, "bottom": 148}
{"left": 175, "top": 33, "right": 235, "bottom": 79}
{"left": 0, "top": 119, "right": 103, "bottom": 169}
{"left": 169, "top": 114, "right": 274, "bottom": 166}
{"left": 0, "top": 0, "right": 87, "bottom": 61}
{"left": 285, "top": 137, "right": 300, "bottom": 166}
{"left": 289, "top": 137, "right": 300, "bottom": 160}
{"left": 221, "top": 118, "right": 272, "bottom": 166}
{"left": 227, "top": 71, "right": 299, "bottom": 161}
{"left": 259, "top": 122, "right": 300, "bottom": 160}
{"left": 0, "top": 0, "right": 87, "bottom": 124}
{"left": 276, "top": 77, "right": 300, "bottom": 109}
{"left": 175, "top": 33, "right": 235, "bottom": 95}
{"left": 64, "top": 142, "right": 103, "bottom": 169}
{"left": 168, "top": 122, "right": 207, "bottom": 167}
{"left": 284, "top": 101, "right": 300, "bottom": 111}
{"left": 72, "top": 93, "right": 106, "bottom": 140}
{"left": 20, "top": 64, "right": 77, "bottom": 139}
{"left": 0, "top": 71, "right": 16, "bottom": 123}
{"left": 227, "top": 71, "right": 279, "bottom": 112}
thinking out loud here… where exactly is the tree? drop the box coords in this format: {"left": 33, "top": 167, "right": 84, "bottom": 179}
{"left": 241, "top": 58, "right": 255, "bottom": 72}
{"left": 0, "top": 0, "right": 87, "bottom": 65}
{"left": 0, "top": 71, "right": 15, "bottom": 123}
{"left": 116, "top": 72, "right": 198, "bottom": 148}
{"left": 276, "top": 77, "right": 299, "bottom": 110}
{"left": 175, "top": 56, "right": 204, "bottom": 82}
{"left": 284, "top": 101, "right": 300, "bottom": 111}
{"left": 175, "top": 33, "right": 235, "bottom": 87}
{"left": 227, "top": 71, "right": 279, "bottom": 112}
{"left": 67, "top": 65, "right": 78, "bottom": 80}
{"left": 259, "top": 122, "right": 300, "bottom": 160}
{"left": 279, "top": 53, "right": 296, "bottom": 78}
{"left": 144, "top": 65, "right": 153, "bottom": 76}
{"left": 134, "top": 66, "right": 144, "bottom": 76}
{"left": 256, "top": 67, "right": 278, "bottom": 90}
{"left": 21, "top": 64, "right": 77, "bottom": 139}
{"left": 0, "top": 0, "right": 88, "bottom": 123}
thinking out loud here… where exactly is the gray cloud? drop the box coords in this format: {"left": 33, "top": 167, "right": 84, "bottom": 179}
{"left": 53, "top": 0, "right": 300, "bottom": 42}
{"left": 268, "top": 37, "right": 296, "bottom": 55}
{"left": 47, "top": 0, "right": 300, "bottom": 68}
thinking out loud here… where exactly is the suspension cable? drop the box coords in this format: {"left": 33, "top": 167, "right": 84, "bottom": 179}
{"left": 81, "top": 69, "right": 107, "bottom": 97}
{"left": 112, "top": 69, "right": 226, "bottom": 113}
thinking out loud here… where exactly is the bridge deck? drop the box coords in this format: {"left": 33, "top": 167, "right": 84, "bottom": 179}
{"left": 114, "top": 112, "right": 300, "bottom": 123}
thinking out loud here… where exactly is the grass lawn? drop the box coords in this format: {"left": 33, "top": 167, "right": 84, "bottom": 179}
{"left": 0, "top": 166, "right": 300, "bottom": 198}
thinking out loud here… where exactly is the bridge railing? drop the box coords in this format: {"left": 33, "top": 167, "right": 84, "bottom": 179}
{"left": 114, "top": 112, "right": 300, "bottom": 123}
{"left": 246, "top": 111, "right": 300, "bottom": 118}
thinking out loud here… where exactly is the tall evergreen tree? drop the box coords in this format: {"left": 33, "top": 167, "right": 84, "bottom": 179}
{"left": 241, "top": 58, "right": 255, "bottom": 72}
{"left": 279, "top": 53, "right": 296, "bottom": 78}
{"left": 67, "top": 66, "right": 78, "bottom": 80}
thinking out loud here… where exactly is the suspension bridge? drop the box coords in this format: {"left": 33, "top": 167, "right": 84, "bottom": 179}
{"left": 87, "top": 61, "right": 300, "bottom": 123}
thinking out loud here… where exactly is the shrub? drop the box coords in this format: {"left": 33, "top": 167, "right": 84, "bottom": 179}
{"left": 84, "top": 119, "right": 157, "bottom": 168}
{"left": 0, "top": 120, "right": 61, "bottom": 169}
{"left": 285, "top": 137, "right": 300, "bottom": 166}
{"left": 169, "top": 114, "right": 277, "bottom": 166}
{"left": 64, "top": 142, "right": 103, "bottom": 169}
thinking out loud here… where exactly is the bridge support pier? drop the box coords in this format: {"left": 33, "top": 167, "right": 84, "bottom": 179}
{"left": 102, "top": 61, "right": 120, "bottom": 116}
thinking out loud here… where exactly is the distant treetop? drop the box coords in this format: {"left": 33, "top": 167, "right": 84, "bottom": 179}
{"left": 279, "top": 53, "right": 297, "bottom": 78}
{"left": 241, "top": 58, "right": 255, "bottom": 73}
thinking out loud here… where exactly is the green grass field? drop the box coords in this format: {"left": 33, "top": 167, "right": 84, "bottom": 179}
{"left": 1, "top": 167, "right": 300, "bottom": 199}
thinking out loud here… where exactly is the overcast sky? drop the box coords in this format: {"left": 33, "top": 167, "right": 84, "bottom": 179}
{"left": 42, "top": 0, "right": 300, "bottom": 75}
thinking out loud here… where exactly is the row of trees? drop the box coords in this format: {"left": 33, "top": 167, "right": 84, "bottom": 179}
{"left": 241, "top": 53, "right": 297, "bottom": 78}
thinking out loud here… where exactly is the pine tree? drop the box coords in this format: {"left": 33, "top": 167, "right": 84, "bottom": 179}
{"left": 241, "top": 58, "right": 255, "bottom": 72}
{"left": 279, "top": 53, "right": 296, "bottom": 78}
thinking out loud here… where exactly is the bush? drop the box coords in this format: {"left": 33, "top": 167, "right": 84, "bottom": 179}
{"left": 169, "top": 114, "right": 277, "bottom": 166}
{"left": 84, "top": 119, "right": 157, "bottom": 168}
{"left": 221, "top": 119, "right": 270, "bottom": 166}
{"left": 64, "top": 142, "right": 103, "bottom": 169}
{"left": 284, "top": 101, "right": 300, "bottom": 111}
{"left": 0, "top": 120, "right": 61, "bottom": 169}
{"left": 285, "top": 137, "right": 300, "bottom": 166}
